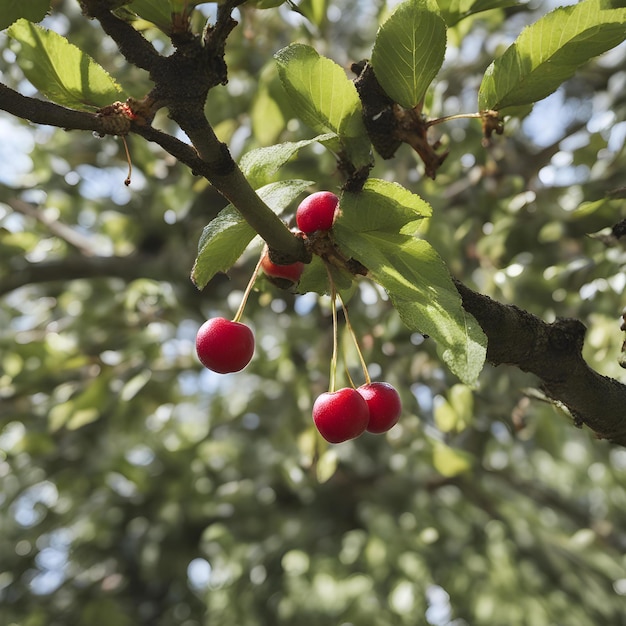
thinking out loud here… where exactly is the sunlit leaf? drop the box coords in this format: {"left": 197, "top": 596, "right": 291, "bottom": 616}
{"left": 297, "top": 0, "right": 328, "bottom": 26}
{"left": 275, "top": 43, "right": 364, "bottom": 137}
{"left": 66, "top": 408, "right": 101, "bottom": 430}
{"left": 240, "top": 133, "right": 336, "bottom": 188}
{"left": 339, "top": 178, "right": 432, "bottom": 235}
{"left": 435, "top": 384, "right": 474, "bottom": 432}
{"left": 449, "top": 384, "right": 474, "bottom": 426}
{"left": 478, "top": 0, "right": 626, "bottom": 111}
{"left": 333, "top": 223, "right": 486, "bottom": 385}
{"left": 434, "top": 398, "right": 458, "bottom": 432}
{"left": 120, "top": 370, "right": 152, "bottom": 402}
{"left": 371, "top": 0, "right": 447, "bottom": 108}
{"left": 316, "top": 448, "right": 339, "bottom": 483}
{"left": 436, "top": 0, "right": 519, "bottom": 27}
{"left": 432, "top": 440, "right": 474, "bottom": 476}
{"left": 8, "top": 19, "right": 124, "bottom": 110}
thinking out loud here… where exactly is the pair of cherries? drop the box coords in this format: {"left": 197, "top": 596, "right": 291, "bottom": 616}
{"left": 259, "top": 190, "right": 338, "bottom": 283}
{"left": 195, "top": 191, "right": 402, "bottom": 443}
{"left": 313, "top": 383, "right": 401, "bottom": 443}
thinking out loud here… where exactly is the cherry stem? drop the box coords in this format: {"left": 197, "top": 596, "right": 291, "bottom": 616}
{"left": 425, "top": 112, "right": 482, "bottom": 128}
{"left": 121, "top": 136, "right": 132, "bottom": 186}
{"left": 233, "top": 253, "right": 263, "bottom": 323}
{"left": 344, "top": 364, "right": 356, "bottom": 389}
{"left": 325, "top": 263, "right": 339, "bottom": 393}
{"left": 338, "top": 293, "right": 371, "bottom": 386}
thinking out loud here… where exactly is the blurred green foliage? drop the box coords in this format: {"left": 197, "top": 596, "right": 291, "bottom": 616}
{"left": 1, "top": 1, "right": 626, "bottom": 625}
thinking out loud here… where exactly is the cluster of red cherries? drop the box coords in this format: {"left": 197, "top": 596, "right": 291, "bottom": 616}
{"left": 195, "top": 192, "right": 402, "bottom": 443}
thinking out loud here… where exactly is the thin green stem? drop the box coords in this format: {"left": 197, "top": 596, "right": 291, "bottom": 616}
{"left": 344, "top": 365, "right": 356, "bottom": 389}
{"left": 338, "top": 293, "right": 370, "bottom": 385}
{"left": 233, "top": 254, "right": 263, "bottom": 323}
{"left": 426, "top": 112, "right": 482, "bottom": 128}
{"left": 325, "top": 264, "right": 339, "bottom": 393}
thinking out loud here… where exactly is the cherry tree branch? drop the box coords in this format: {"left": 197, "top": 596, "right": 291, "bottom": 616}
{"left": 0, "top": 83, "right": 107, "bottom": 131}
{"left": 455, "top": 280, "right": 626, "bottom": 446}
{"left": 0, "top": 82, "right": 305, "bottom": 261}
{"left": 6, "top": 198, "right": 96, "bottom": 256}
{"left": 0, "top": 256, "right": 161, "bottom": 297}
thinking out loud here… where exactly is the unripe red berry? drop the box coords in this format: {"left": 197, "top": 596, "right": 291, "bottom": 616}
{"left": 312, "top": 387, "right": 370, "bottom": 443}
{"left": 296, "top": 191, "right": 339, "bottom": 234}
{"left": 357, "top": 382, "right": 402, "bottom": 434}
{"left": 260, "top": 249, "right": 304, "bottom": 284}
{"left": 196, "top": 317, "right": 254, "bottom": 374}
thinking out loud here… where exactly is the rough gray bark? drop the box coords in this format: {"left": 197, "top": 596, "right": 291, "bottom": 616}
{"left": 455, "top": 280, "right": 626, "bottom": 445}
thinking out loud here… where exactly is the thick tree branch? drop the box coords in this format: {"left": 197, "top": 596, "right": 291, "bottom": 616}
{"left": 0, "top": 83, "right": 107, "bottom": 131}
{"left": 0, "top": 255, "right": 162, "bottom": 297}
{"left": 455, "top": 280, "right": 626, "bottom": 445}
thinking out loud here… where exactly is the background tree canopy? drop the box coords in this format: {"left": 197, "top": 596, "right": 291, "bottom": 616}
{"left": 1, "top": 1, "right": 626, "bottom": 625}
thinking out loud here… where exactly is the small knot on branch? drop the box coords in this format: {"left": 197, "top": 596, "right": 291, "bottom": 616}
{"left": 96, "top": 101, "right": 135, "bottom": 135}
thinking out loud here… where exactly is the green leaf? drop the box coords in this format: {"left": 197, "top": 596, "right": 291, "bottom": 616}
{"left": 0, "top": 0, "right": 50, "bottom": 30}
{"left": 134, "top": 0, "right": 173, "bottom": 31}
{"left": 334, "top": 207, "right": 486, "bottom": 384}
{"left": 251, "top": 86, "right": 285, "bottom": 146}
{"left": 436, "top": 0, "right": 519, "bottom": 27}
{"left": 297, "top": 0, "right": 328, "bottom": 26}
{"left": 8, "top": 19, "right": 124, "bottom": 110}
{"left": 434, "top": 399, "right": 459, "bottom": 433}
{"left": 339, "top": 178, "right": 432, "bottom": 235}
{"left": 371, "top": 0, "right": 447, "bottom": 108}
{"left": 275, "top": 44, "right": 364, "bottom": 137}
{"left": 432, "top": 440, "right": 474, "bottom": 476}
{"left": 50, "top": 404, "right": 101, "bottom": 431}
{"left": 191, "top": 206, "right": 255, "bottom": 289}
{"left": 434, "top": 384, "right": 473, "bottom": 432}
{"left": 449, "top": 383, "right": 474, "bottom": 424}
{"left": 240, "top": 133, "right": 336, "bottom": 188}
{"left": 571, "top": 198, "right": 624, "bottom": 234}
{"left": 191, "top": 180, "right": 313, "bottom": 289}
{"left": 296, "top": 255, "right": 356, "bottom": 297}
{"left": 250, "top": 0, "right": 287, "bottom": 8}
{"left": 48, "top": 373, "right": 111, "bottom": 432}
{"left": 316, "top": 448, "right": 339, "bottom": 483}
{"left": 392, "top": 289, "right": 486, "bottom": 386}
{"left": 478, "top": 0, "right": 626, "bottom": 112}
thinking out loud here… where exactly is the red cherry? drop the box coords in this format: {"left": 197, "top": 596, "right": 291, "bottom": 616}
{"left": 357, "top": 382, "right": 402, "bottom": 434}
{"left": 195, "top": 317, "right": 254, "bottom": 374}
{"left": 260, "top": 249, "right": 304, "bottom": 284}
{"left": 312, "top": 388, "right": 370, "bottom": 443}
{"left": 296, "top": 191, "right": 339, "bottom": 234}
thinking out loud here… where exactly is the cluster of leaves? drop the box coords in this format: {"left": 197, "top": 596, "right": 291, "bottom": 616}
{"left": 191, "top": 0, "right": 626, "bottom": 385}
